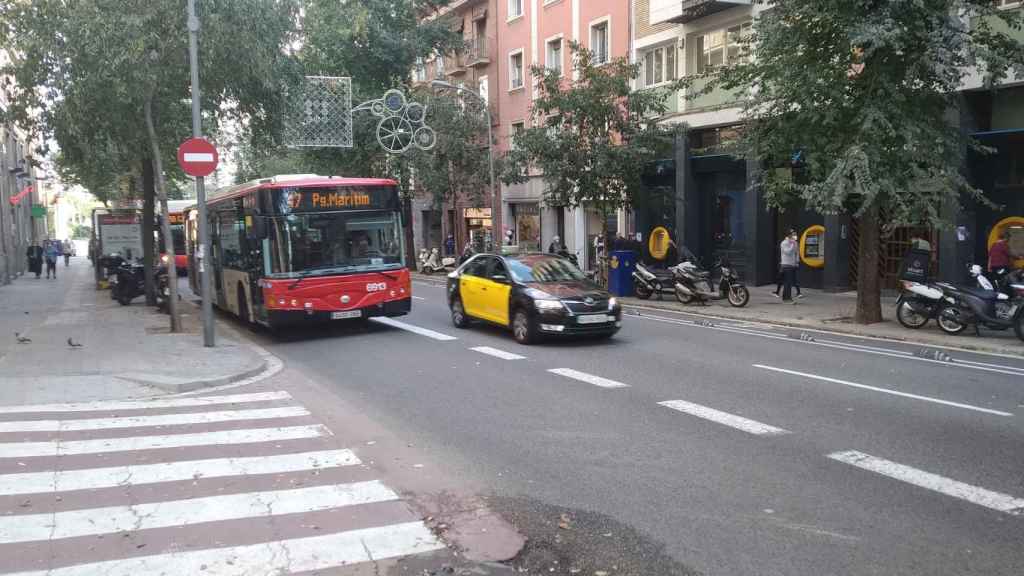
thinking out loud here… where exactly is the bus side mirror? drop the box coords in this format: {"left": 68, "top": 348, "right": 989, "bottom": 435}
{"left": 247, "top": 215, "right": 267, "bottom": 240}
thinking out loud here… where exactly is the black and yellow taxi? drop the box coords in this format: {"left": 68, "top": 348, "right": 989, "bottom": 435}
{"left": 446, "top": 253, "right": 621, "bottom": 344}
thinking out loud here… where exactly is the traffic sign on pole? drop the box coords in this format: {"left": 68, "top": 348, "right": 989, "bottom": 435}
{"left": 176, "top": 137, "right": 219, "bottom": 177}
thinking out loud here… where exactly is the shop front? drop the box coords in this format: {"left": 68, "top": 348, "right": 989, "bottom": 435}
{"left": 509, "top": 202, "right": 541, "bottom": 252}
{"left": 463, "top": 207, "right": 492, "bottom": 252}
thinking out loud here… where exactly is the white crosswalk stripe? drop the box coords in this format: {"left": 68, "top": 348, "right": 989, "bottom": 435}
{"left": 0, "top": 448, "right": 361, "bottom": 496}
{"left": 0, "top": 392, "right": 449, "bottom": 573}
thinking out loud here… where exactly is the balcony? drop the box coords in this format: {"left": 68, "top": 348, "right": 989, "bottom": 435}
{"left": 448, "top": 52, "right": 468, "bottom": 76}
{"left": 650, "top": 0, "right": 752, "bottom": 25}
{"left": 467, "top": 37, "right": 490, "bottom": 67}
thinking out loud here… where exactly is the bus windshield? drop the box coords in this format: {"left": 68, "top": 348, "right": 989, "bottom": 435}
{"left": 267, "top": 210, "right": 404, "bottom": 277}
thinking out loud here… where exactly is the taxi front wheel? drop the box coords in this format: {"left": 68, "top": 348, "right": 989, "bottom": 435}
{"left": 512, "top": 309, "right": 536, "bottom": 345}
{"left": 451, "top": 298, "right": 470, "bottom": 328}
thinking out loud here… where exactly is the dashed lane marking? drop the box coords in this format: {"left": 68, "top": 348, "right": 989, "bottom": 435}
{"left": 0, "top": 391, "right": 293, "bottom": 414}
{"left": 0, "top": 405, "right": 311, "bottom": 433}
{"left": 0, "top": 424, "right": 332, "bottom": 458}
{"left": 471, "top": 346, "right": 526, "bottom": 360}
{"left": 754, "top": 364, "right": 1014, "bottom": 417}
{"left": 547, "top": 368, "right": 630, "bottom": 389}
{"left": 658, "top": 399, "right": 790, "bottom": 436}
{"left": 828, "top": 450, "right": 1024, "bottom": 515}
{"left": 370, "top": 317, "right": 458, "bottom": 341}
{"left": 0, "top": 449, "right": 361, "bottom": 496}
{"left": 3, "top": 521, "right": 446, "bottom": 576}
{"left": 0, "top": 480, "right": 399, "bottom": 544}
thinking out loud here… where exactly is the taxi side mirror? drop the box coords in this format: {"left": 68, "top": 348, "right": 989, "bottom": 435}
{"left": 491, "top": 273, "right": 509, "bottom": 284}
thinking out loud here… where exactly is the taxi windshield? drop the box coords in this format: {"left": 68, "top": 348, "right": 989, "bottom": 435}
{"left": 507, "top": 255, "right": 586, "bottom": 283}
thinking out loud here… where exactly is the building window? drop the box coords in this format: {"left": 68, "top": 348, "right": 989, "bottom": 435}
{"left": 508, "top": 0, "right": 523, "bottom": 19}
{"left": 640, "top": 42, "right": 677, "bottom": 88}
{"left": 546, "top": 38, "right": 563, "bottom": 75}
{"left": 695, "top": 22, "right": 751, "bottom": 74}
{"left": 434, "top": 54, "right": 446, "bottom": 78}
{"left": 413, "top": 58, "right": 426, "bottom": 82}
{"left": 510, "top": 121, "right": 526, "bottom": 149}
{"left": 590, "top": 21, "right": 609, "bottom": 64}
{"left": 509, "top": 50, "right": 524, "bottom": 90}
{"left": 478, "top": 75, "right": 489, "bottom": 104}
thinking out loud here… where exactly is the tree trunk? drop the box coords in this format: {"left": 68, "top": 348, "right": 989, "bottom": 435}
{"left": 144, "top": 93, "right": 181, "bottom": 332}
{"left": 855, "top": 203, "right": 883, "bottom": 324}
{"left": 141, "top": 160, "right": 156, "bottom": 305}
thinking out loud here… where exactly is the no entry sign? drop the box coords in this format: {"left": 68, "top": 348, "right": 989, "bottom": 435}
{"left": 177, "top": 137, "right": 219, "bottom": 177}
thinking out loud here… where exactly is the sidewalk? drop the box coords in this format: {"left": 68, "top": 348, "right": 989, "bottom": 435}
{"left": 0, "top": 257, "right": 266, "bottom": 405}
{"left": 619, "top": 284, "right": 1024, "bottom": 356}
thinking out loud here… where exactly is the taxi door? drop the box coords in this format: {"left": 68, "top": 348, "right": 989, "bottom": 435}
{"left": 482, "top": 258, "right": 512, "bottom": 326}
{"left": 458, "top": 257, "right": 489, "bottom": 320}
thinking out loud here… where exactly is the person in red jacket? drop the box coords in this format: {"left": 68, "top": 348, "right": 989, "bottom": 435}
{"left": 988, "top": 229, "right": 1012, "bottom": 273}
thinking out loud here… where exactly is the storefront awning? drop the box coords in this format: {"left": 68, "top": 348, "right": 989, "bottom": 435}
{"left": 971, "top": 128, "right": 1024, "bottom": 138}
{"left": 8, "top": 184, "right": 32, "bottom": 206}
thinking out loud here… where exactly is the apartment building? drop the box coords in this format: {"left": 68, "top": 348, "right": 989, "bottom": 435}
{"left": 1, "top": 51, "right": 44, "bottom": 285}
{"left": 411, "top": 0, "right": 501, "bottom": 257}
{"left": 414, "top": 0, "right": 632, "bottom": 268}
{"left": 633, "top": 0, "right": 1024, "bottom": 288}
{"left": 498, "top": 0, "right": 630, "bottom": 268}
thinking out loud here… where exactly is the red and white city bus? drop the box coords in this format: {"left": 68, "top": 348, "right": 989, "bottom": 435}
{"left": 185, "top": 174, "right": 412, "bottom": 329}
{"left": 160, "top": 199, "right": 192, "bottom": 275}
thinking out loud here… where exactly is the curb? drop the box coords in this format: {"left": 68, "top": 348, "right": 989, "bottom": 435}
{"left": 114, "top": 359, "right": 270, "bottom": 394}
{"left": 622, "top": 298, "right": 1024, "bottom": 358}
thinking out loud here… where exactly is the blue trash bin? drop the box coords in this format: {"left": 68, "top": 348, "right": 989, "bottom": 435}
{"left": 607, "top": 250, "right": 636, "bottom": 297}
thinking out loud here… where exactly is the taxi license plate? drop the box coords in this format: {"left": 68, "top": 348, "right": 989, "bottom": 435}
{"left": 331, "top": 310, "right": 362, "bottom": 320}
{"left": 577, "top": 314, "right": 613, "bottom": 325}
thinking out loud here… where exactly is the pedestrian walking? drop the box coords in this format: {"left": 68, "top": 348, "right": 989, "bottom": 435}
{"left": 775, "top": 230, "right": 800, "bottom": 302}
{"left": 26, "top": 242, "right": 44, "bottom": 278}
{"left": 547, "top": 235, "right": 563, "bottom": 254}
{"left": 63, "top": 239, "right": 73, "bottom": 267}
{"left": 44, "top": 240, "right": 60, "bottom": 279}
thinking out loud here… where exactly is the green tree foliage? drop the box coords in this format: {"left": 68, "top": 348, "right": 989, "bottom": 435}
{"left": 407, "top": 88, "right": 491, "bottom": 215}
{"left": 0, "top": 0, "right": 301, "bottom": 330}
{"left": 710, "top": 0, "right": 1024, "bottom": 323}
{"left": 503, "top": 43, "right": 678, "bottom": 242}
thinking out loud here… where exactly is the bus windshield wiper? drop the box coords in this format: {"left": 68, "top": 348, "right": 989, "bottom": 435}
{"left": 286, "top": 265, "right": 338, "bottom": 290}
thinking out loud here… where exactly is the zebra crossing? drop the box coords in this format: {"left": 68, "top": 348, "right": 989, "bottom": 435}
{"left": 0, "top": 391, "right": 446, "bottom": 575}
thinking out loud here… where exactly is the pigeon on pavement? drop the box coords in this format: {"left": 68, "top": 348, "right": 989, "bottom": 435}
{"left": 15, "top": 332, "right": 31, "bottom": 344}
{"left": 67, "top": 337, "right": 83, "bottom": 348}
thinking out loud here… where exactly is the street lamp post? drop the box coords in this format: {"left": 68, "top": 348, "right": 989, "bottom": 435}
{"left": 431, "top": 80, "right": 500, "bottom": 253}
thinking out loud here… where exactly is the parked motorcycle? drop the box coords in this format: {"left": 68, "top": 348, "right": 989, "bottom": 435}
{"left": 418, "top": 248, "right": 457, "bottom": 274}
{"left": 632, "top": 261, "right": 674, "bottom": 300}
{"left": 670, "top": 251, "right": 750, "bottom": 307}
{"left": 895, "top": 279, "right": 957, "bottom": 329}
{"left": 937, "top": 265, "right": 1024, "bottom": 340}
{"left": 112, "top": 260, "right": 168, "bottom": 306}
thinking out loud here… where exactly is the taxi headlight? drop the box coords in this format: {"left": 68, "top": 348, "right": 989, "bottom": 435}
{"left": 608, "top": 297, "right": 618, "bottom": 310}
{"left": 535, "top": 299, "right": 563, "bottom": 311}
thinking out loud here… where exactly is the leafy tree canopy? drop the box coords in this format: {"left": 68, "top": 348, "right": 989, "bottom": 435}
{"left": 708, "top": 0, "right": 1023, "bottom": 322}
{"left": 503, "top": 43, "right": 678, "bottom": 230}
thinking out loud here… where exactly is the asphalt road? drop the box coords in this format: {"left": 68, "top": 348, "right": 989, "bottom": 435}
{"left": 255, "top": 278, "right": 1024, "bottom": 576}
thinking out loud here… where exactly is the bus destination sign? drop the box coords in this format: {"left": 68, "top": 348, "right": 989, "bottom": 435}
{"left": 275, "top": 186, "right": 399, "bottom": 214}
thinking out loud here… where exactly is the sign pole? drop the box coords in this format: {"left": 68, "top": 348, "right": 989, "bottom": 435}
{"left": 188, "top": 0, "right": 214, "bottom": 347}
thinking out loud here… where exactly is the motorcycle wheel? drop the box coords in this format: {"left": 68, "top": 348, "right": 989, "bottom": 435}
{"left": 727, "top": 285, "right": 750, "bottom": 307}
{"left": 116, "top": 292, "right": 133, "bottom": 306}
{"left": 896, "top": 300, "right": 929, "bottom": 329}
{"left": 937, "top": 306, "right": 967, "bottom": 335}
{"left": 634, "top": 282, "right": 652, "bottom": 300}
{"left": 674, "top": 286, "right": 694, "bottom": 304}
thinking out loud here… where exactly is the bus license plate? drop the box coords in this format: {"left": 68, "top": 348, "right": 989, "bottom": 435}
{"left": 331, "top": 310, "right": 362, "bottom": 320}
{"left": 577, "top": 314, "right": 613, "bottom": 325}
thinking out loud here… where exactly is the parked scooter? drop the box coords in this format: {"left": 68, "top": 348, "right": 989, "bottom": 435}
{"left": 895, "top": 279, "right": 958, "bottom": 329}
{"left": 112, "top": 259, "right": 168, "bottom": 306}
{"left": 632, "top": 261, "right": 674, "bottom": 300}
{"left": 937, "top": 265, "right": 1024, "bottom": 340}
{"left": 670, "top": 249, "right": 750, "bottom": 307}
{"left": 418, "top": 248, "right": 457, "bottom": 275}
